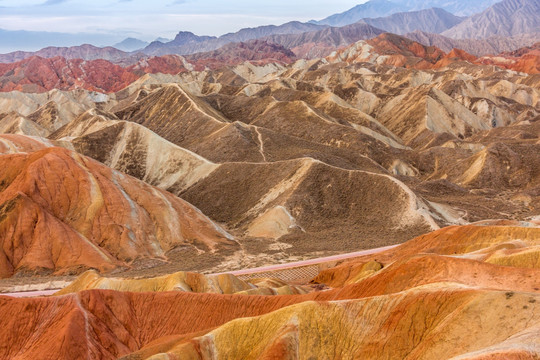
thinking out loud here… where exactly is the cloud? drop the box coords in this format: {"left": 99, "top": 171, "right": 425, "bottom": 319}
{"left": 40, "top": 0, "right": 69, "bottom": 5}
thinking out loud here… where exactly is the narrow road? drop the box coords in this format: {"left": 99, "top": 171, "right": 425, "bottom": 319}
{"left": 2, "top": 244, "right": 399, "bottom": 298}
{"left": 216, "top": 244, "right": 398, "bottom": 276}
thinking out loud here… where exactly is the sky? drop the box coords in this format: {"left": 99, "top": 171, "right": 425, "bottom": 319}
{"left": 0, "top": 0, "right": 367, "bottom": 41}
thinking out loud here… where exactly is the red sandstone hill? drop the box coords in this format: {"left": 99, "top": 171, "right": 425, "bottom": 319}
{"left": 0, "top": 34, "right": 537, "bottom": 94}
{"left": 431, "top": 47, "right": 478, "bottom": 69}
{"left": 1, "top": 221, "right": 540, "bottom": 359}
{"left": 0, "top": 56, "right": 140, "bottom": 93}
{"left": 0, "top": 41, "right": 296, "bottom": 93}
{"left": 314, "top": 220, "right": 540, "bottom": 287}
{"left": 0, "top": 139, "right": 234, "bottom": 278}
{"left": 476, "top": 42, "right": 540, "bottom": 73}
{"left": 329, "top": 33, "right": 540, "bottom": 74}
{"left": 368, "top": 32, "right": 447, "bottom": 66}
{"left": 327, "top": 32, "right": 446, "bottom": 68}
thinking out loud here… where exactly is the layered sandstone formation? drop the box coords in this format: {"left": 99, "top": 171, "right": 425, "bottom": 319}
{"left": 0, "top": 5, "right": 538, "bottom": 358}
{"left": 0, "top": 42, "right": 297, "bottom": 93}
{"left": 1, "top": 222, "right": 540, "bottom": 359}
{"left": 56, "top": 270, "right": 308, "bottom": 296}
{"left": 0, "top": 139, "right": 234, "bottom": 278}
{"left": 315, "top": 220, "right": 540, "bottom": 287}
{"left": 0, "top": 33, "right": 538, "bottom": 95}
{"left": 0, "top": 32, "right": 536, "bottom": 276}
{"left": 328, "top": 33, "right": 540, "bottom": 73}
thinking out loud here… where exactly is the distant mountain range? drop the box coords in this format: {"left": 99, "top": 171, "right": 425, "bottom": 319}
{"left": 313, "top": 0, "right": 500, "bottom": 26}
{"left": 405, "top": 31, "right": 540, "bottom": 55}
{"left": 360, "top": 8, "right": 465, "bottom": 35}
{"left": 312, "top": 0, "right": 409, "bottom": 27}
{"left": 396, "top": 0, "right": 501, "bottom": 15}
{"left": 0, "top": 0, "right": 537, "bottom": 64}
{"left": 442, "top": 0, "right": 540, "bottom": 39}
{"left": 0, "top": 28, "right": 123, "bottom": 54}
{"left": 0, "top": 33, "right": 536, "bottom": 96}
{"left": 262, "top": 23, "right": 385, "bottom": 58}
{"left": 0, "top": 40, "right": 297, "bottom": 93}
{"left": 0, "top": 44, "right": 132, "bottom": 63}
{"left": 142, "top": 21, "right": 327, "bottom": 56}
{"left": 136, "top": 7, "right": 463, "bottom": 58}
{"left": 114, "top": 38, "right": 149, "bottom": 52}
{"left": 138, "top": 0, "right": 537, "bottom": 58}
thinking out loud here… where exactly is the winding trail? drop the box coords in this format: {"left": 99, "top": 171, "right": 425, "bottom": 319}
{"left": 2, "top": 244, "right": 399, "bottom": 298}
{"left": 254, "top": 127, "right": 267, "bottom": 162}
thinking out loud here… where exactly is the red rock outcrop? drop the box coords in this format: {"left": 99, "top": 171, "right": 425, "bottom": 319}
{"left": 0, "top": 56, "right": 140, "bottom": 93}
{"left": 367, "top": 32, "right": 447, "bottom": 66}
{"left": 1, "top": 285, "right": 537, "bottom": 359}
{"left": 433, "top": 47, "right": 478, "bottom": 68}
{"left": 327, "top": 33, "right": 446, "bottom": 68}
{"left": 476, "top": 42, "right": 540, "bottom": 73}
{"left": 0, "top": 41, "right": 297, "bottom": 93}
{"left": 329, "top": 33, "right": 540, "bottom": 74}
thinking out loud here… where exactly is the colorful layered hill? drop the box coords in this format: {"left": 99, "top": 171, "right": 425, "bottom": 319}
{"left": 476, "top": 42, "right": 540, "bottom": 73}
{"left": 0, "top": 12, "right": 538, "bottom": 357}
{"left": 327, "top": 32, "right": 446, "bottom": 68}
{"left": 0, "top": 134, "right": 234, "bottom": 278}
{"left": 315, "top": 220, "right": 540, "bottom": 287}
{"left": 0, "top": 56, "right": 141, "bottom": 93}
{"left": 0, "top": 33, "right": 538, "bottom": 93}
{"left": 0, "top": 34, "right": 537, "bottom": 277}
{"left": 1, "top": 221, "right": 539, "bottom": 359}
{"left": 56, "top": 270, "right": 308, "bottom": 296}
{"left": 327, "top": 33, "right": 540, "bottom": 73}
{"left": 0, "top": 41, "right": 297, "bottom": 93}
